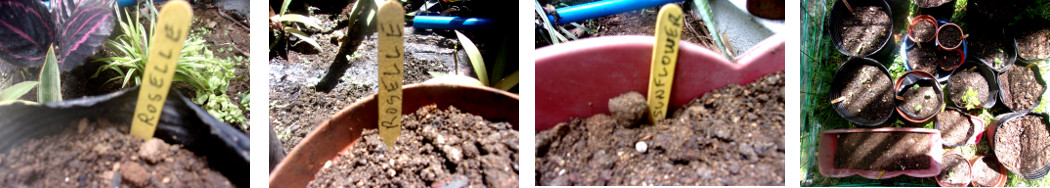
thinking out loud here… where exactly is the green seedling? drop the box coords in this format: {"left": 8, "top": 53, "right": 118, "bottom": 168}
{"left": 915, "top": 104, "right": 922, "bottom": 112}
{"left": 270, "top": 0, "right": 323, "bottom": 50}
{"left": 962, "top": 87, "right": 981, "bottom": 110}
{"left": 454, "top": 31, "right": 518, "bottom": 91}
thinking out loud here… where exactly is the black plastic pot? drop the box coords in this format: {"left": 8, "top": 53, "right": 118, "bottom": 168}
{"left": 0, "top": 87, "right": 249, "bottom": 187}
{"left": 828, "top": 0, "right": 893, "bottom": 57}
{"left": 997, "top": 60, "right": 1047, "bottom": 113}
{"left": 894, "top": 71, "right": 944, "bottom": 124}
{"left": 830, "top": 58, "right": 896, "bottom": 126}
{"left": 967, "top": 28, "right": 1018, "bottom": 73}
{"left": 946, "top": 60, "right": 1000, "bottom": 110}
{"left": 914, "top": 0, "right": 956, "bottom": 18}
{"left": 990, "top": 111, "right": 1050, "bottom": 181}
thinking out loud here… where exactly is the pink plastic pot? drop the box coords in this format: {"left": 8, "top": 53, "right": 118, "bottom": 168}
{"left": 534, "top": 34, "right": 785, "bottom": 131}
{"left": 818, "top": 128, "right": 944, "bottom": 179}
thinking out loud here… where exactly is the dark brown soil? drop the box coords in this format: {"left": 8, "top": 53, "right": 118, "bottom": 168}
{"left": 898, "top": 83, "right": 941, "bottom": 119}
{"left": 995, "top": 114, "right": 1050, "bottom": 175}
{"left": 935, "top": 110, "right": 974, "bottom": 146}
{"left": 308, "top": 105, "right": 518, "bottom": 187}
{"left": 998, "top": 64, "right": 1045, "bottom": 111}
{"left": 948, "top": 70, "right": 989, "bottom": 109}
{"left": 971, "top": 156, "right": 1004, "bottom": 187}
{"left": 839, "top": 6, "right": 891, "bottom": 56}
{"left": 938, "top": 25, "right": 963, "bottom": 49}
{"left": 536, "top": 73, "right": 784, "bottom": 186}
{"left": 970, "top": 35, "right": 1011, "bottom": 71}
{"left": 938, "top": 153, "right": 971, "bottom": 186}
{"left": 588, "top": 2, "right": 718, "bottom": 51}
{"left": 908, "top": 45, "right": 939, "bottom": 74}
{"left": 838, "top": 65, "right": 894, "bottom": 122}
{"left": 833, "top": 132, "right": 932, "bottom": 171}
{"left": 0, "top": 118, "right": 231, "bottom": 187}
{"left": 1016, "top": 25, "right": 1050, "bottom": 60}
{"left": 940, "top": 50, "right": 964, "bottom": 71}
{"left": 911, "top": 19, "right": 936, "bottom": 43}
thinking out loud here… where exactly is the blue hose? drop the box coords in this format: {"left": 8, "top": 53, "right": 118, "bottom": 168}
{"left": 413, "top": 15, "right": 493, "bottom": 30}
{"left": 547, "top": 0, "right": 685, "bottom": 24}
{"left": 117, "top": 0, "right": 169, "bottom": 7}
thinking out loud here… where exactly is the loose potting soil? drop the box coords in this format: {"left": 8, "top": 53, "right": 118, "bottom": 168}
{"left": 833, "top": 132, "right": 932, "bottom": 171}
{"left": 535, "top": 73, "right": 784, "bottom": 186}
{"left": 838, "top": 65, "right": 894, "bottom": 123}
{"left": 908, "top": 46, "right": 939, "bottom": 74}
{"left": 911, "top": 19, "right": 936, "bottom": 42}
{"left": 938, "top": 25, "right": 963, "bottom": 50}
{"left": 1017, "top": 25, "right": 1050, "bottom": 60}
{"left": 971, "top": 35, "right": 1011, "bottom": 71}
{"left": 916, "top": 0, "right": 953, "bottom": 8}
{"left": 899, "top": 83, "right": 940, "bottom": 119}
{"left": 939, "top": 153, "right": 971, "bottom": 186}
{"left": 999, "top": 64, "right": 1045, "bottom": 111}
{"left": 971, "top": 156, "right": 1005, "bottom": 187}
{"left": 994, "top": 114, "right": 1050, "bottom": 176}
{"left": 939, "top": 50, "right": 963, "bottom": 71}
{"left": 948, "top": 70, "right": 989, "bottom": 109}
{"left": 839, "top": 6, "right": 891, "bottom": 56}
{"left": 935, "top": 110, "right": 974, "bottom": 146}
{"left": 308, "top": 105, "right": 518, "bottom": 187}
{"left": 0, "top": 119, "right": 232, "bottom": 187}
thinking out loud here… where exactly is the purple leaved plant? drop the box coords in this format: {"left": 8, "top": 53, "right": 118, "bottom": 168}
{"left": 0, "top": 0, "right": 114, "bottom": 71}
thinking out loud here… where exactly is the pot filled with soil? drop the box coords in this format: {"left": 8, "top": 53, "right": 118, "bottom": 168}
{"left": 893, "top": 71, "right": 944, "bottom": 124}
{"left": 935, "top": 108, "right": 984, "bottom": 147}
{"left": 534, "top": 35, "right": 785, "bottom": 185}
{"left": 946, "top": 60, "right": 1000, "bottom": 110}
{"left": 939, "top": 48, "right": 966, "bottom": 72}
{"left": 1015, "top": 19, "right": 1050, "bottom": 60}
{"left": 818, "top": 128, "right": 943, "bottom": 179}
{"left": 828, "top": 0, "right": 893, "bottom": 57}
{"left": 969, "top": 155, "right": 1008, "bottom": 187}
{"left": 990, "top": 112, "right": 1050, "bottom": 180}
{"left": 0, "top": 87, "right": 250, "bottom": 187}
{"left": 909, "top": 15, "right": 938, "bottom": 43}
{"left": 997, "top": 60, "right": 1046, "bottom": 113}
{"left": 268, "top": 83, "right": 520, "bottom": 187}
{"left": 534, "top": 35, "right": 785, "bottom": 131}
{"left": 914, "top": 0, "right": 954, "bottom": 8}
{"left": 936, "top": 151, "right": 972, "bottom": 187}
{"left": 830, "top": 58, "right": 896, "bottom": 126}
{"left": 902, "top": 34, "right": 958, "bottom": 81}
{"left": 937, "top": 23, "right": 968, "bottom": 51}
{"left": 969, "top": 29, "right": 1017, "bottom": 73}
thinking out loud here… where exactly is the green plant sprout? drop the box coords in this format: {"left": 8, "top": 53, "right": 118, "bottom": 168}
{"left": 962, "top": 87, "right": 981, "bottom": 110}
{"left": 270, "top": 0, "right": 323, "bottom": 50}
{"left": 453, "top": 31, "right": 518, "bottom": 91}
{"left": 0, "top": 47, "right": 62, "bottom": 104}
{"left": 912, "top": 84, "right": 919, "bottom": 90}
{"left": 94, "top": 0, "right": 246, "bottom": 127}
{"left": 915, "top": 103, "right": 922, "bottom": 112}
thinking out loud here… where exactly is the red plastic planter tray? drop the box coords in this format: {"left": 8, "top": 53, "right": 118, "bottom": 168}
{"left": 818, "top": 128, "right": 944, "bottom": 179}
{"left": 534, "top": 34, "right": 785, "bottom": 131}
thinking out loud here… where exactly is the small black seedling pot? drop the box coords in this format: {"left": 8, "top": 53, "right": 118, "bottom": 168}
{"left": 946, "top": 60, "right": 1000, "bottom": 110}
{"left": 827, "top": 0, "right": 893, "bottom": 57}
{"left": 829, "top": 58, "right": 896, "bottom": 126}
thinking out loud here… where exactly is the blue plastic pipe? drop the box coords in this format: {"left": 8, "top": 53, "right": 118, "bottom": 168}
{"left": 547, "top": 0, "right": 686, "bottom": 24}
{"left": 116, "top": 0, "right": 169, "bottom": 7}
{"left": 413, "top": 15, "right": 493, "bottom": 30}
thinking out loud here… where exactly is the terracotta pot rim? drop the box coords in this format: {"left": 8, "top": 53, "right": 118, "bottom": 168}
{"left": 937, "top": 23, "right": 966, "bottom": 50}
{"left": 969, "top": 155, "right": 1009, "bottom": 187}
{"left": 936, "top": 151, "right": 972, "bottom": 187}
{"left": 908, "top": 15, "right": 939, "bottom": 43}
{"left": 893, "top": 71, "right": 944, "bottom": 123}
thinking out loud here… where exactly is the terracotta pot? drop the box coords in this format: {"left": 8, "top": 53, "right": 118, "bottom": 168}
{"left": 534, "top": 35, "right": 784, "bottom": 131}
{"left": 969, "top": 155, "right": 1008, "bottom": 187}
{"left": 268, "top": 83, "right": 519, "bottom": 187}
{"left": 937, "top": 23, "right": 968, "bottom": 50}
{"left": 935, "top": 150, "right": 972, "bottom": 187}
{"left": 893, "top": 71, "right": 944, "bottom": 124}
{"left": 908, "top": 15, "right": 938, "bottom": 43}
{"left": 818, "top": 128, "right": 944, "bottom": 179}
{"left": 941, "top": 48, "right": 967, "bottom": 71}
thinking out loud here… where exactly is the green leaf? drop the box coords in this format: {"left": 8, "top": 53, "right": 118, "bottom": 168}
{"left": 0, "top": 81, "right": 38, "bottom": 101}
{"left": 285, "top": 27, "right": 322, "bottom": 51}
{"left": 493, "top": 71, "right": 519, "bottom": 91}
{"left": 280, "top": 0, "right": 292, "bottom": 15}
{"left": 278, "top": 14, "right": 322, "bottom": 29}
{"left": 455, "top": 30, "right": 488, "bottom": 85}
{"left": 38, "top": 46, "right": 62, "bottom": 103}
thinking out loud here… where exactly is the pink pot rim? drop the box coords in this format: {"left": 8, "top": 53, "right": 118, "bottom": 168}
{"left": 818, "top": 128, "right": 944, "bottom": 179}
{"left": 535, "top": 34, "right": 785, "bottom": 131}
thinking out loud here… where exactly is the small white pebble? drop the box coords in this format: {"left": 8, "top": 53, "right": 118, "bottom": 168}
{"left": 636, "top": 141, "right": 648, "bottom": 153}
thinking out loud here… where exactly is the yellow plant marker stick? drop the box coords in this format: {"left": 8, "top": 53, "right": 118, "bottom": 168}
{"left": 646, "top": 4, "right": 684, "bottom": 123}
{"left": 129, "top": 1, "right": 193, "bottom": 140}
{"left": 377, "top": 0, "right": 405, "bottom": 148}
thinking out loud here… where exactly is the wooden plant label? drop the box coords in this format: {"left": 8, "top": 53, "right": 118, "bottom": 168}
{"left": 646, "top": 4, "right": 683, "bottom": 122}
{"left": 129, "top": 1, "right": 193, "bottom": 140}
{"left": 377, "top": 0, "right": 405, "bottom": 148}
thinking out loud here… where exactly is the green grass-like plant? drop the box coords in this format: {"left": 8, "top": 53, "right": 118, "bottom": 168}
{"left": 270, "top": 0, "right": 323, "bottom": 50}
{"left": 453, "top": 30, "right": 518, "bottom": 91}
{"left": 94, "top": 0, "right": 246, "bottom": 127}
